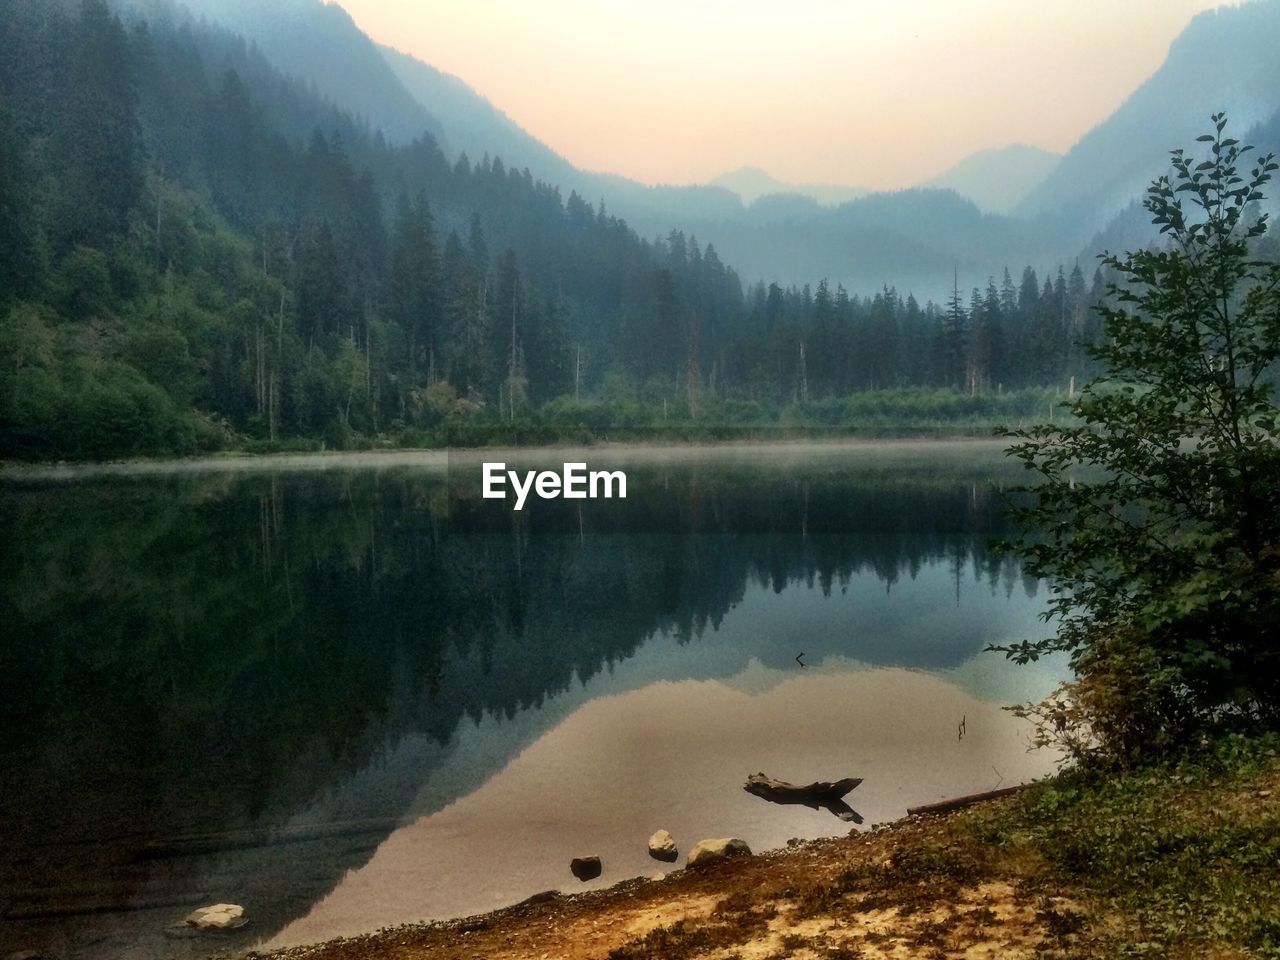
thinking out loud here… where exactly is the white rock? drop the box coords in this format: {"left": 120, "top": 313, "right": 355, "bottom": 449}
{"left": 182, "top": 903, "right": 247, "bottom": 931}
{"left": 647, "top": 829, "right": 678, "bottom": 862}
{"left": 686, "top": 837, "right": 752, "bottom": 868}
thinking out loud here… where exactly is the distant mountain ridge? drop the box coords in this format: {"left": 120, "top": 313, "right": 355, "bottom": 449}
{"left": 923, "top": 145, "right": 1060, "bottom": 215}
{"left": 167, "top": 0, "right": 1280, "bottom": 298}
{"left": 710, "top": 167, "right": 869, "bottom": 207}
{"left": 177, "top": 0, "right": 445, "bottom": 145}
{"left": 379, "top": 42, "right": 577, "bottom": 185}
{"left": 1017, "top": 0, "right": 1280, "bottom": 241}
{"left": 374, "top": 34, "right": 1061, "bottom": 297}
{"left": 709, "top": 146, "right": 1061, "bottom": 216}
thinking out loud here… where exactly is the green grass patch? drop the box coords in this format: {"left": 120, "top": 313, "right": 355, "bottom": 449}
{"left": 952, "top": 734, "right": 1280, "bottom": 958}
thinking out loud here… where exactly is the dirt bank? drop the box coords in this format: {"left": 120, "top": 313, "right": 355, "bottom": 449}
{"left": 246, "top": 745, "right": 1280, "bottom": 960}
{"left": 249, "top": 807, "right": 1059, "bottom": 960}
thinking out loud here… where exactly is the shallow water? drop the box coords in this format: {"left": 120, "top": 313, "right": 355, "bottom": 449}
{"left": 0, "top": 442, "right": 1063, "bottom": 959}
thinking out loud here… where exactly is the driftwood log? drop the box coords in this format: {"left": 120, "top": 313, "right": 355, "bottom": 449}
{"left": 906, "top": 783, "right": 1031, "bottom": 817}
{"left": 744, "top": 773, "right": 865, "bottom": 823}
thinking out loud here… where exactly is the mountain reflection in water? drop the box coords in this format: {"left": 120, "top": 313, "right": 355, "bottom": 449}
{"left": 0, "top": 444, "right": 1061, "bottom": 960}
{"left": 271, "top": 665, "right": 1057, "bottom": 949}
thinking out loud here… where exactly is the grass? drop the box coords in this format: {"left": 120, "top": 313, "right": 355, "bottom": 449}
{"left": 607, "top": 734, "right": 1280, "bottom": 960}
{"left": 904, "top": 733, "right": 1280, "bottom": 958}
{"left": 1006, "top": 735, "right": 1280, "bottom": 957}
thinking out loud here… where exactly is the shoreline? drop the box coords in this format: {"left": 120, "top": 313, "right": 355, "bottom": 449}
{"left": 247, "top": 796, "right": 1032, "bottom": 960}
{"left": 245, "top": 746, "right": 1280, "bottom": 960}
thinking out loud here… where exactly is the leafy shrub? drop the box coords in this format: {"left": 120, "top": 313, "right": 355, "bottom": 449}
{"left": 998, "top": 117, "right": 1280, "bottom": 763}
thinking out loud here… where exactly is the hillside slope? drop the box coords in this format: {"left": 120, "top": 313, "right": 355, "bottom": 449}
{"left": 710, "top": 166, "right": 869, "bottom": 207}
{"left": 924, "top": 144, "right": 1060, "bottom": 215}
{"left": 1018, "top": 0, "right": 1280, "bottom": 240}
{"left": 166, "top": 0, "right": 444, "bottom": 144}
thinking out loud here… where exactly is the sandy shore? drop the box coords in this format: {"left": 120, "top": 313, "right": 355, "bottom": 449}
{"left": 246, "top": 796, "right": 1068, "bottom": 960}
{"left": 243, "top": 743, "right": 1280, "bottom": 960}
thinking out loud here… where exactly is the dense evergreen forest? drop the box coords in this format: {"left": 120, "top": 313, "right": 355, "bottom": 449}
{"left": 1, "top": 0, "right": 1102, "bottom": 460}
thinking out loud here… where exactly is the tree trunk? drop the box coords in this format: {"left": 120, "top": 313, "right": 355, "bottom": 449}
{"left": 744, "top": 773, "right": 864, "bottom": 823}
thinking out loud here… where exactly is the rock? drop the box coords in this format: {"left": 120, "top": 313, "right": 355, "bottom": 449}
{"left": 647, "top": 829, "right": 679, "bottom": 862}
{"left": 686, "top": 837, "right": 752, "bottom": 868}
{"left": 569, "top": 856, "right": 602, "bottom": 881}
{"left": 514, "top": 889, "right": 561, "bottom": 908}
{"left": 6, "top": 951, "right": 53, "bottom": 960}
{"left": 182, "top": 903, "right": 247, "bottom": 931}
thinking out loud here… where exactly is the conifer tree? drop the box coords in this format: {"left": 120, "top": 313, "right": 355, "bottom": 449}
{"left": 54, "top": 0, "right": 143, "bottom": 251}
{"left": 0, "top": 106, "right": 36, "bottom": 301}
{"left": 389, "top": 192, "right": 441, "bottom": 377}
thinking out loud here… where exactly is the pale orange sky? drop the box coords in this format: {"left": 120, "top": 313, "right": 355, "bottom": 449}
{"left": 341, "top": 0, "right": 1233, "bottom": 190}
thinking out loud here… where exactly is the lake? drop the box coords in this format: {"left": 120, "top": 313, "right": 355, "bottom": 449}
{"left": 0, "top": 441, "right": 1065, "bottom": 959}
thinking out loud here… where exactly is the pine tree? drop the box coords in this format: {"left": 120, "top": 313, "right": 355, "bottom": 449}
{"left": 902, "top": 293, "right": 926, "bottom": 384}
{"left": 1066, "top": 263, "right": 1089, "bottom": 378}
{"left": 388, "top": 191, "right": 441, "bottom": 378}
{"left": 296, "top": 222, "right": 347, "bottom": 346}
{"left": 54, "top": 0, "right": 143, "bottom": 251}
{"left": 492, "top": 249, "right": 524, "bottom": 410}
{"left": 867, "top": 286, "right": 899, "bottom": 391}
{"left": 204, "top": 70, "right": 263, "bottom": 231}
{"left": 1014, "top": 267, "right": 1041, "bottom": 381}
{"left": 938, "top": 270, "right": 968, "bottom": 388}
{"left": 966, "top": 287, "right": 984, "bottom": 393}
{"left": 650, "top": 269, "right": 680, "bottom": 383}
{"left": 0, "top": 105, "right": 36, "bottom": 301}
{"left": 441, "top": 230, "right": 480, "bottom": 397}
{"left": 526, "top": 292, "right": 571, "bottom": 404}
{"left": 981, "top": 277, "right": 1006, "bottom": 390}
{"left": 455, "top": 222, "right": 493, "bottom": 400}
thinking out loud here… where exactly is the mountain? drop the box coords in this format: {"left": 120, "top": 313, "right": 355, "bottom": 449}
{"left": 386, "top": 39, "right": 764, "bottom": 227}
{"left": 711, "top": 167, "right": 869, "bottom": 207}
{"left": 175, "top": 0, "right": 748, "bottom": 232}
{"left": 1, "top": 0, "right": 765, "bottom": 459}
{"left": 0, "top": 0, "right": 1148, "bottom": 466}
{"left": 379, "top": 43, "right": 577, "bottom": 185}
{"left": 377, "top": 1, "right": 1280, "bottom": 293}
{"left": 681, "top": 188, "right": 1061, "bottom": 304}
{"left": 1082, "top": 104, "right": 1280, "bottom": 258}
{"left": 131, "top": 0, "right": 1280, "bottom": 299}
{"left": 1018, "top": 0, "right": 1280, "bottom": 241}
{"left": 168, "top": 0, "right": 1044, "bottom": 293}
{"left": 379, "top": 38, "right": 1059, "bottom": 295}
{"left": 923, "top": 144, "right": 1060, "bottom": 215}
{"left": 166, "top": 0, "right": 445, "bottom": 144}
{"left": 381, "top": 41, "right": 757, "bottom": 232}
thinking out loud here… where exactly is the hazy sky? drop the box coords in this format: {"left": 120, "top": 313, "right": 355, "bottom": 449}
{"left": 341, "top": 0, "right": 1232, "bottom": 190}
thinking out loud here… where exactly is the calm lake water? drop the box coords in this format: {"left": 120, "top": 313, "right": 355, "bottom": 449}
{"left": 0, "top": 441, "right": 1064, "bottom": 959}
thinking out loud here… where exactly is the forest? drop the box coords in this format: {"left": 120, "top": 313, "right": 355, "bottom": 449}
{"left": 2, "top": 0, "right": 1104, "bottom": 460}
